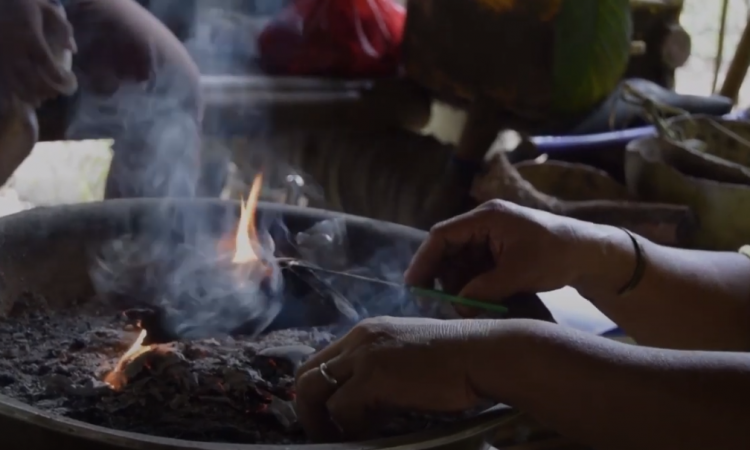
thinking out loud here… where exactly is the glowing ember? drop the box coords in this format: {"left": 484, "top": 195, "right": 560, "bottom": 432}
{"left": 104, "top": 329, "right": 152, "bottom": 389}
{"left": 233, "top": 174, "right": 264, "bottom": 265}
{"left": 104, "top": 176, "right": 271, "bottom": 390}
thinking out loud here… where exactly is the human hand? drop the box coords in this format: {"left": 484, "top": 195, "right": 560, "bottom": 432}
{"left": 405, "top": 200, "right": 608, "bottom": 316}
{"left": 0, "top": 0, "right": 77, "bottom": 107}
{"left": 294, "top": 316, "right": 493, "bottom": 442}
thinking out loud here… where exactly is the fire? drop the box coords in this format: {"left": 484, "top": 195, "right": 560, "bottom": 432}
{"left": 104, "top": 329, "right": 152, "bottom": 389}
{"left": 116, "top": 329, "right": 152, "bottom": 367}
{"left": 233, "top": 174, "right": 264, "bottom": 264}
{"left": 105, "top": 177, "right": 269, "bottom": 389}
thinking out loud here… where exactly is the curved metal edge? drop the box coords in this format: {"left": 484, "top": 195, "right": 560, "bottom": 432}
{"left": 0, "top": 198, "right": 429, "bottom": 244}
{"left": 0, "top": 199, "right": 517, "bottom": 450}
{"left": 200, "top": 75, "right": 376, "bottom": 93}
{"left": 0, "top": 395, "right": 515, "bottom": 450}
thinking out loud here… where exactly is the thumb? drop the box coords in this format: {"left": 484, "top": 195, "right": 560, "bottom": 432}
{"left": 40, "top": 2, "right": 76, "bottom": 53}
{"left": 455, "top": 270, "right": 521, "bottom": 318}
{"left": 36, "top": 3, "right": 78, "bottom": 95}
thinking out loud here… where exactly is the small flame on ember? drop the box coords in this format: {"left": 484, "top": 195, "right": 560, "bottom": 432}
{"left": 105, "top": 177, "right": 273, "bottom": 390}
{"left": 104, "top": 329, "right": 152, "bottom": 390}
{"left": 117, "top": 329, "right": 151, "bottom": 366}
{"left": 233, "top": 174, "right": 264, "bottom": 265}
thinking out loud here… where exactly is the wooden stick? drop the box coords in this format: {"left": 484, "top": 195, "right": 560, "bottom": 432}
{"left": 712, "top": 0, "right": 730, "bottom": 92}
{"left": 280, "top": 260, "right": 510, "bottom": 314}
{"left": 719, "top": 10, "right": 750, "bottom": 103}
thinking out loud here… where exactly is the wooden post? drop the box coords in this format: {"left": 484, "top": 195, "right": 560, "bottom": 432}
{"left": 719, "top": 10, "right": 750, "bottom": 103}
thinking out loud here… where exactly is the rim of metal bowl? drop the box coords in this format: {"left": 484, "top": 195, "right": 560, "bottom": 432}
{"left": 0, "top": 200, "right": 519, "bottom": 449}
{"left": 0, "top": 393, "right": 516, "bottom": 450}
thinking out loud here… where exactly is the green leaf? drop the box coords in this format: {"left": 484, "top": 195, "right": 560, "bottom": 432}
{"left": 552, "top": 0, "right": 632, "bottom": 114}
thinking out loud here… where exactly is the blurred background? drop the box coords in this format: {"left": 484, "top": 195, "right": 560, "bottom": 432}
{"left": 0, "top": 0, "right": 747, "bottom": 216}
{"left": 679, "top": 0, "right": 750, "bottom": 98}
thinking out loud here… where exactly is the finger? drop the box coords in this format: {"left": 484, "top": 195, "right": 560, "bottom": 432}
{"left": 456, "top": 243, "right": 543, "bottom": 316}
{"left": 7, "top": 59, "right": 39, "bottom": 104}
{"left": 29, "top": 48, "right": 75, "bottom": 97}
{"left": 28, "top": 3, "right": 75, "bottom": 91}
{"left": 20, "top": 55, "right": 60, "bottom": 103}
{"left": 458, "top": 270, "right": 514, "bottom": 302}
{"left": 296, "top": 354, "right": 355, "bottom": 442}
{"left": 296, "top": 338, "right": 347, "bottom": 380}
{"left": 297, "top": 323, "right": 380, "bottom": 379}
{"left": 326, "top": 373, "right": 376, "bottom": 441}
{"left": 455, "top": 269, "right": 521, "bottom": 318}
{"left": 404, "top": 209, "right": 488, "bottom": 289}
{"left": 40, "top": 2, "right": 76, "bottom": 52}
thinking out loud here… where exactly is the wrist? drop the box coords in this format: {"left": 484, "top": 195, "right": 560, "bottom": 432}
{"left": 464, "top": 319, "right": 552, "bottom": 405}
{"left": 570, "top": 224, "right": 639, "bottom": 297}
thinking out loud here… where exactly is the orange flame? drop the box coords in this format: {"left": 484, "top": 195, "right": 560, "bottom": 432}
{"left": 104, "top": 329, "right": 152, "bottom": 389}
{"left": 117, "top": 329, "right": 151, "bottom": 368}
{"left": 104, "top": 175, "right": 269, "bottom": 390}
{"left": 233, "top": 174, "right": 264, "bottom": 264}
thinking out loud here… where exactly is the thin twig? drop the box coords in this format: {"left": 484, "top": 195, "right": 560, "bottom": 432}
{"left": 618, "top": 81, "right": 692, "bottom": 140}
{"left": 621, "top": 79, "right": 750, "bottom": 151}
{"left": 712, "top": 0, "right": 730, "bottom": 93}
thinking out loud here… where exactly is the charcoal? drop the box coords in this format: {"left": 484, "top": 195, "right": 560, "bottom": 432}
{"left": 0, "top": 373, "right": 16, "bottom": 387}
{"left": 67, "top": 380, "right": 111, "bottom": 397}
{"left": 256, "top": 345, "right": 316, "bottom": 371}
{"left": 267, "top": 395, "right": 298, "bottom": 429}
{"left": 0, "top": 302, "right": 478, "bottom": 445}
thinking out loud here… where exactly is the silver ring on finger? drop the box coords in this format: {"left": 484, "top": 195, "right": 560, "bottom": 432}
{"left": 319, "top": 362, "right": 338, "bottom": 386}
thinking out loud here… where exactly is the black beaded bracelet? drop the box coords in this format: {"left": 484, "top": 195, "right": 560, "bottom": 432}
{"left": 617, "top": 228, "right": 646, "bottom": 296}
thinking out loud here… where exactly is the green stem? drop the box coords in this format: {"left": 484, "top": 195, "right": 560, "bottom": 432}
{"left": 408, "top": 286, "right": 509, "bottom": 314}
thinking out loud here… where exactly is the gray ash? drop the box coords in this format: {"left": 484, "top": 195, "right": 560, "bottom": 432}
{"left": 0, "top": 295, "right": 472, "bottom": 445}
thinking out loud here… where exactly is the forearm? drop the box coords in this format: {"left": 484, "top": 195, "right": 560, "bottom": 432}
{"left": 573, "top": 225, "right": 750, "bottom": 350}
{"left": 470, "top": 320, "right": 750, "bottom": 450}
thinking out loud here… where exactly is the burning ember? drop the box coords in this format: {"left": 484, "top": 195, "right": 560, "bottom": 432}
{"left": 104, "top": 328, "right": 152, "bottom": 390}
{"left": 105, "top": 174, "right": 270, "bottom": 389}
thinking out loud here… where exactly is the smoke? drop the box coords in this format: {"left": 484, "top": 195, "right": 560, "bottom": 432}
{"left": 79, "top": 3, "right": 288, "bottom": 339}
{"left": 295, "top": 219, "right": 450, "bottom": 322}
{"left": 86, "top": 1, "right": 428, "bottom": 342}
{"left": 92, "top": 218, "right": 287, "bottom": 340}
{"left": 68, "top": 65, "right": 201, "bottom": 199}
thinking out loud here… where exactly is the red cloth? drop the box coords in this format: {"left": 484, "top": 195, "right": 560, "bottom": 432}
{"left": 258, "top": 0, "right": 406, "bottom": 77}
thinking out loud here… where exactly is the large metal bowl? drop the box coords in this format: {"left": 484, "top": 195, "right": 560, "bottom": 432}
{"left": 0, "top": 199, "right": 519, "bottom": 450}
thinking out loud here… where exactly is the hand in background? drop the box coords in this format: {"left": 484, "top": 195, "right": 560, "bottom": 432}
{"left": 294, "top": 317, "right": 493, "bottom": 442}
{"left": 0, "top": 0, "right": 77, "bottom": 107}
{"left": 405, "top": 200, "right": 602, "bottom": 316}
